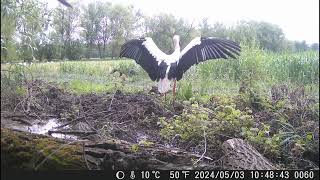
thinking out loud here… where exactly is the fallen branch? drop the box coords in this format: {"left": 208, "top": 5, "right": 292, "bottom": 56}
{"left": 48, "top": 130, "right": 97, "bottom": 136}
{"left": 83, "top": 142, "right": 91, "bottom": 170}
{"left": 11, "top": 117, "right": 32, "bottom": 126}
{"left": 108, "top": 90, "right": 117, "bottom": 111}
{"left": 193, "top": 129, "right": 207, "bottom": 165}
{"left": 35, "top": 140, "right": 78, "bottom": 170}
{"left": 54, "top": 116, "right": 86, "bottom": 129}
{"left": 2, "top": 128, "right": 219, "bottom": 170}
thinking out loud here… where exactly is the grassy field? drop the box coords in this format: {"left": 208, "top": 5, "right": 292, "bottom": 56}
{"left": 2, "top": 47, "right": 319, "bottom": 100}
{"left": 1, "top": 47, "right": 319, "bottom": 169}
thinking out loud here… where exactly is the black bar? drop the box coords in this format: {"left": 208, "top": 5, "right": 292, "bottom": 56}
{"left": 2, "top": 170, "right": 319, "bottom": 180}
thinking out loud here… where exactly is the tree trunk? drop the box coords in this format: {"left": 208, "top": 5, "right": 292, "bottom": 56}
{"left": 221, "top": 138, "right": 276, "bottom": 170}
{"left": 1, "top": 128, "right": 217, "bottom": 170}
{"left": 98, "top": 43, "right": 102, "bottom": 59}
{"left": 2, "top": 128, "right": 276, "bottom": 170}
{"left": 103, "top": 41, "right": 106, "bottom": 58}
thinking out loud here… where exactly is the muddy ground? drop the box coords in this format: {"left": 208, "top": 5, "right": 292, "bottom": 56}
{"left": 1, "top": 80, "right": 319, "bottom": 170}
{"left": 1, "top": 80, "right": 179, "bottom": 145}
{"left": 1, "top": 80, "right": 226, "bottom": 170}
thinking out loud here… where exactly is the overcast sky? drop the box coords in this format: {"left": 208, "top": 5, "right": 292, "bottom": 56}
{"left": 49, "top": 0, "right": 319, "bottom": 44}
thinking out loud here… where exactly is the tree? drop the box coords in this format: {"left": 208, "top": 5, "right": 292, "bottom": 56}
{"left": 228, "top": 21, "right": 287, "bottom": 52}
{"left": 81, "top": 1, "right": 104, "bottom": 58}
{"left": 1, "top": 0, "right": 315, "bottom": 61}
{"left": 230, "top": 21, "right": 259, "bottom": 48}
{"left": 34, "top": 2, "right": 54, "bottom": 61}
{"left": 142, "top": 14, "right": 198, "bottom": 53}
{"left": 109, "top": 4, "right": 136, "bottom": 58}
{"left": 1, "top": 0, "right": 18, "bottom": 62}
{"left": 294, "top": 40, "right": 308, "bottom": 52}
{"left": 174, "top": 18, "right": 198, "bottom": 49}
{"left": 199, "top": 19, "right": 228, "bottom": 39}
{"left": 254, "top": 21, "right": 286, "bottom": 52}
{"left": 144, "top": 13, "right": 180, "bottom": 53}
{"left": 15, "top": 0, "right": 45, "bottom": 62}
{"left": 97, "top": 2, "right": 112, "bottom": 58}
{"left": 310, "top": 43, "right": 319, "bottom": 51}
{"left": 198, "top": 18, "right": 212, "bottom": 37}
{"left": 53, "top": 3, "right": 81, "bottom": 60}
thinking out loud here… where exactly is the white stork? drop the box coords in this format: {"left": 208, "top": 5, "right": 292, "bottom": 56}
{"left": 120, "top": 35, "right": 241, "bottom": 99}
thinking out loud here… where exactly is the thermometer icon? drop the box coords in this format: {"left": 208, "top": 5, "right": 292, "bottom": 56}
{"left": 130, "top": 171, "right": 135, "bottom": 179}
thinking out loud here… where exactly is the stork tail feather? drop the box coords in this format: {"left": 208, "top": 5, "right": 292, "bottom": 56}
{"left": 158, "top": 77, "right": 172, "bottom": 94}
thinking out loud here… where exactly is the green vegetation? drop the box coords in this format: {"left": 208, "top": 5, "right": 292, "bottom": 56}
{"left": 1, "top": 48, "right": 318, "bottom": 169}
{"left": 2, "top": 47, "right": 318, "bottom": 98}
{"left": 160, "top": 83, "right": 319, "bottom": 168}
{"left": 1, "top": 0, "right": 318, "bottom": 170}
{"left": 1, "top": 0, "right": 319, "bottom": 63}
{"left": 1, "top": 128, "right": 85, "bottom": 170}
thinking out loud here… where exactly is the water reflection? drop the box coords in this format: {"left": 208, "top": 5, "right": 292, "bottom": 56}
{"left": 27, "top": 118, "right": 78, "bottom": 140}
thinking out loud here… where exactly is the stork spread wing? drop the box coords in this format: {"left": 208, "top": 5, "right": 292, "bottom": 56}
{"left": 119, "top": 37, "right": 168, "bottom": 81}
{"left": 176, "top": 37, "right": 241, "bottom": 80}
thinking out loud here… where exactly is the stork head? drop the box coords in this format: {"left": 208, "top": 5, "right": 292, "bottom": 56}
{"left": 173, "top": 35, "right": 180, "bottom": 49}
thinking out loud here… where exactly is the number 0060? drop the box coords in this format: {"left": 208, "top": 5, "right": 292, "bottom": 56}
{"left": 294, "top": 171, "right": 314, "bottom": 179}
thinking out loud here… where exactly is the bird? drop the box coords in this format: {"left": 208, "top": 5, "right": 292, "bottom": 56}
{"left": 57, "top": 0, "right": 72, "bottom": 8}
{"left": 119, "top": 35, "right": 241, "bottom": 101}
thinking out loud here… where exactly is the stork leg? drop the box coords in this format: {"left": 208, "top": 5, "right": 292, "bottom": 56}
{"left": 172, "top": 79, "right": 176, "bottom": 105}
{"left": 164, "top": 92, "right": 167, "bottom": 101}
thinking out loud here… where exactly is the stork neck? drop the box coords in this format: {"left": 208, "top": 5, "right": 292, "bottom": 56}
{"left": 173, "top": 40, "right": 180, "bottom": 52}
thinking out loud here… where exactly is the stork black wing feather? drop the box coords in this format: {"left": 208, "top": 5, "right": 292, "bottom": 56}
{"left": 119, "top": 39, "right": 160, "bottom": 81}
{"left": 217, "top": 41, "right": 241, "bottom": 55}
{"left": 176, "top": 37, "right": 240, "bottom": 80}
{"left": 215, "top": 43, "right": 237, "bottom": 59}
{"left": 216, "top": 39, "right": 241, "bottom": 53}
{"left": 211, "top": 43, "right": 227, "bottom": 59}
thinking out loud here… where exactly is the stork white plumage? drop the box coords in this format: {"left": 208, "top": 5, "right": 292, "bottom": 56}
{"left": 120, "top": 35, "right": 241, "bottom": 100}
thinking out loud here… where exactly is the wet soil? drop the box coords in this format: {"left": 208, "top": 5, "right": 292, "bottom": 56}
{"left": 1, "top": 80, "right": 176, "bottom": 145}
{"left": 1, "top": 80, "right": 219, "bottom": 170}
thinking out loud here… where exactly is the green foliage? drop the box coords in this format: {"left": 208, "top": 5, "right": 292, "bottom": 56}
{"left": 212, "top": 101, "right": 254, "bottom": 137}
{"left": 160, "top": 104, "right": 210, "bottom": 141}
{"left": 138, "top": 140, "right": 154, "bottom": 147}
{"left": 266, "top": 51, "right": 319, "bottom": 84}
{"left": 192, "top": 46, "right": 319, "bottom": 86}
{"left": 1, "top": 128, "right": 86, "bottom": 170}
{"left": 145, "top": 13, "right": 198, "bottom": 53}
{"left": 35, "top": 43, "right": 59, "bottom": 62}
{"left": 161, "top": 94, "right": 255, "bottom": 141}
{"left": 115, "top": 61, "right": 138, "bottom": 75}
{"left": 241, "top": 124, "right": 283, "bottom": 157}
{"left": 160, "top": 79, "right": 319, "bottom": 168}
{"left": 177, "top": 82, "right": 193, "bottom": 100}
{"left": 1, "top": 64, "right": 30, "bottom": 94}
{"left": 1, "top": 57, "right": 318, "bottom": 169}
{"left": 1, "top": 0, "right": 318, "bottom": 61}
{"left": 1, "top": 11, "right": 18, "bottom": 62}
{"left": 131, "top": 144, "right": 140, "bottom": 153}
{"left": 66, "top": 40, "right": 85, "bottom": 60}
{"left": 52, "top": 5, "right": 81, "bottom": 60}
{"left": 67, "top": 80, "right": 113, "bottom": 94}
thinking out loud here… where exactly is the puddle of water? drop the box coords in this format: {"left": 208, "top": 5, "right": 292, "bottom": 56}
{"left": 27, "top": 119, "right": 78, "bottom": 140}
{"left": 29, "top": 118, "right": 60, "bottom": 134}
{"left": 3, "top": 118, "right": 78, "bottom": 140}
{"left": 50, "top": 133, "right": 78, "bottom": 140}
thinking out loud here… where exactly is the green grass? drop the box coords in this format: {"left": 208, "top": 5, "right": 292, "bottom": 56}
{"left": 1, "top": 48, "right": 319, "bottom": 99}
{"left": 179, "top": 47, "right": 319, "bottom": 99}
{"left": 67, "top": 80, "right": 114, "bottom": 94}
{"left": 1, "top": 49, "right": 318, "bottom": 170}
